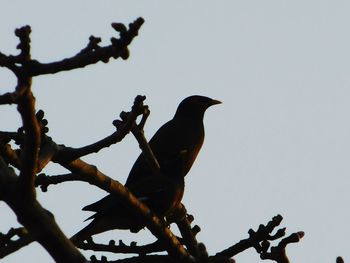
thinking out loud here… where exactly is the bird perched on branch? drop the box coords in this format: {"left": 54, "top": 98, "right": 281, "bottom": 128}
{"left": 71, "top": 95, "right": 221, "bottom": 242}
{"left": 71, "top": 151, "right": 187, "bottom": 242}
{"left": 125, "top": 95, "right": 221, "bottom": 186}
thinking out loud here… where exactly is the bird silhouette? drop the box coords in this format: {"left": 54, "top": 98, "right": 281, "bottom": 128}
{"left": 71, "top": 151, "right": 186, "bottom": 242}
{"left": 126, "top": 95, "right": 221, "bottom": 186}
{"left": 71, "top": 95, "right": 221, "bottom": 243}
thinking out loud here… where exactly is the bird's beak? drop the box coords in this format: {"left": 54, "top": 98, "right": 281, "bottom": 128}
{"left": 210, "top": 99, "right": 222, "bottom": 106}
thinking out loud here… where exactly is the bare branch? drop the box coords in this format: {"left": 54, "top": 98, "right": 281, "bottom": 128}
{"left": 55, "top": 95, "right": 147, "bottom": 163}
{"left": 77, "top": 238, "right": 166, "bottom": 255}
{"left": 35, "top": 173, "right": 82, "bottom": 192}
{"left": 15, "top": 26, "right": 31, "bottom": 61}
{"left": 114, "top": 95, "right": 160, "bottom": 175}
{"left": 213, "top": 215, "right": 298, "bottom": 261}
{"left": 0, "top": 52, "right": 18, "bottom": 73}
{"left": 9, "top": 199, "right": 86, "bottom": 263}
{"left": 0, "top": 157, "right": 86, "bottom": 262}
{"left": 0, "top": 131, "right": 22, "bottom": 145}
{"left": 260, "top": 232, "right": 304, "bottom": 263}
{"left": 28, "top": 18, "right": 143, "bottom": 76}
{"left": 0, "top": 142, "right": 21, "bottom": 169}
{"left": 36, "top": 136, "right": 58, "bottom": 172}
{"left": 90, "top": 254, "right": 178, "bottom": 263}
{"left": 0, "top": 91, "right": 22, "bottom": 105}
{"left": 129, "top": 115, "right": 161, "bottom": 175}
{"left": 171, "top": 205, "right": 201, "bottom": 259}
{"left": 0, "top": 19, "right": 143, "bottom": 78}
{"left": 0, "top": 228, "right": 34, "bottom": 259}
{"left": 17, "top": 84, "right": 40, "bottom": 199}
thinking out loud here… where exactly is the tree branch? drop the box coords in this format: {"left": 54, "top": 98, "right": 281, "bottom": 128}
{"left": 0, "top": 142, "right": 21, "bottom": 169}
{"left": 127, "top": 107, "right": 161, "bottom": 174}
{"left": 55, "top": 95, "right": 147, "bottom": 163}
{"left": 0, "top": 19, "right": 144, "bottom": 78}
{"left": 0, "top": 157, "right": 86, "bottom": 262}
{"left": 90, "top": 254, "right": 179, "bottom": 263}
{"left": 212, "top": 215, "right": 303, "bottom": 263}
{"left": 0, "top": 228, "right": 34, "bottom": 259}
{"left": 171, "top": 205, "right": 202, "bottom": 260}
{"left": 260, "top": 232, "right": 304, "bottom": 263}
{"left": 77, "top": 239, "right": 166, "bottom": 255}
{"left": 16, "top": 84, "right": 40, "bottom": 199}
{"left": 35, "top": 173, "right": 82, "bottom": 192}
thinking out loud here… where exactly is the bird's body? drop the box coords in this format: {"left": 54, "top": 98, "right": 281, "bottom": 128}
{"left": 71, "top": 171, "right": 184, "bottom": 242}
{"left": 71, "top": 95, "right": 220, "bottom": 243}
{"left": 126, "top": 115, "right": 204, "bottom": 186}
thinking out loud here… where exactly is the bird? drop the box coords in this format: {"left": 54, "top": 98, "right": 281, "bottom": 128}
{"left": 71, "top": 150, "right": 187, "bottom": 243}
{"left": 71, "top": 95, "right": 221, "bottom": 242}
{"left": 125, "top": 95, "right": 221, "bottom": 186}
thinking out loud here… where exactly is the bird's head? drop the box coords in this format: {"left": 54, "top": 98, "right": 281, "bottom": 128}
{"left": 174, "top": 95, "right": 221, "bottom": 119}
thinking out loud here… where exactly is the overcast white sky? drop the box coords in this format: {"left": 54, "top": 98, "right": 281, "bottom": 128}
{"left": 1, "top": 1, "right": 350, "bottom": 263}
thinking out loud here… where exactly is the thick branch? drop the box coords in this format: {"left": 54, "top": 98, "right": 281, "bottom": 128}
{"left": 16, "top": 82, "right": 40, "bottom": 199}
{"left": 0, "top": 158, "right": 86, "bottom": 262}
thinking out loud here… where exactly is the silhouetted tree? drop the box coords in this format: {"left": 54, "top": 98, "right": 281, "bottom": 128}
{"left": 0, "top": 18, "right": 304, "bottom": 263}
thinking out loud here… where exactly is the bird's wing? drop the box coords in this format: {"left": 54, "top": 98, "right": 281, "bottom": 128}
{"left": 82, "top": 176, "right": 173, "bottom": 212}
{"left": 82, "top": 194, "right": 118, "bottom": 212}
{"left": 126, "top": 118, "right": 200, "bottom": 186}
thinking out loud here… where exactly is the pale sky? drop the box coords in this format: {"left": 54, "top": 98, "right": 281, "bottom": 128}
{"left": 1, "top": 1, "right": 350, "bottom": 263}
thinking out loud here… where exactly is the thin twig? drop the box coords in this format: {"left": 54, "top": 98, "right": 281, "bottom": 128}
{"left": 55, "top": 95, "right": 147, "bottom": 163}
{"left": 77, "top": 239, "right": 166, "bottom": 255}
{"left": 0, "top": 228, "right": 34, "bottom": 259}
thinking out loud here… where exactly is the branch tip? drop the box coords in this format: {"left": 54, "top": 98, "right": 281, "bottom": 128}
{"left": 111, "top": 23, "right": 127, "bottom": 33}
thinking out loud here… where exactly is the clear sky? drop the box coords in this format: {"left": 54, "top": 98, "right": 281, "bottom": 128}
{"left": 1, "top": 1, "right": 350, "bottom": 262}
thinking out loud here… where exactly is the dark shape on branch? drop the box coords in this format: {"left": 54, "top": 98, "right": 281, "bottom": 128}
{"left": 126, "top": 95, "right": 221, "bottom": 186}
{"left": 71, "top": 96, "right": 220, "bottom": 243}
{"left": 71, "top": 150, "right": 187, "bottom": 242}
